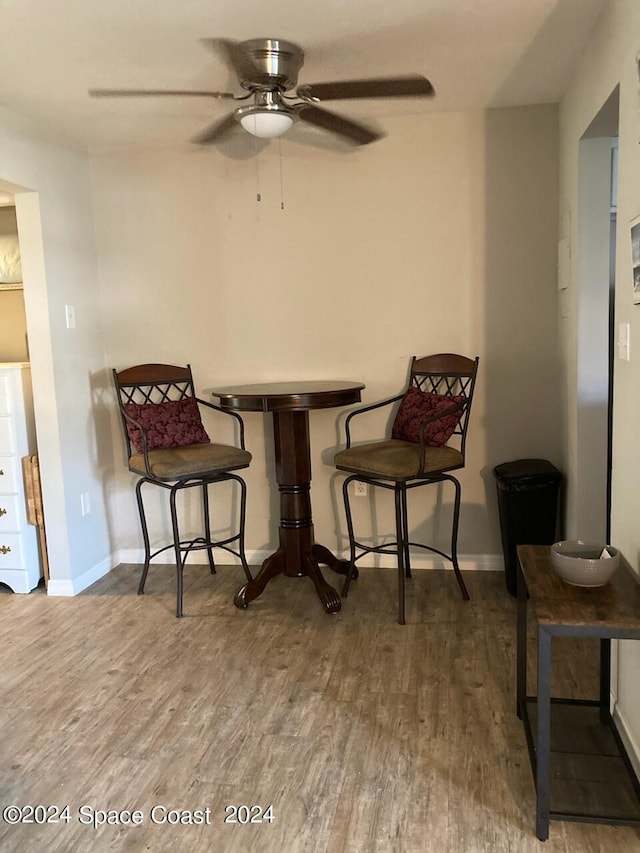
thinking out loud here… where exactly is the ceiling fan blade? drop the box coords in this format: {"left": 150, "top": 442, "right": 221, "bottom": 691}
{"left": 89, "top": 88, "right": 236, "bottom": 99}
{"left": 191, "top": 112, "right": 238, "bottom": 145}
{"left": 297, "top": 75, "right": 434, "bottom": 102}
{"left": 294, "top": 104, "right": 381, "bottom": 146}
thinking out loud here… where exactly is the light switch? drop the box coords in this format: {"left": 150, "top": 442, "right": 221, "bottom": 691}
{"left": 618, "top": 322, "right": 630, "bottom": 361}
{"left": 80, "top": 492, "right": 91, "bottom": 516}
{"left": 65, "top": 304, "right": 76, "bottom": 329}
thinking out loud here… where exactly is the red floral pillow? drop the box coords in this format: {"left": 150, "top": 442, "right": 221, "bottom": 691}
{"left": 391, "top": 387, "right": 464, "bottom": 446}
{"left": 123, "top": 397, "right": 210, "bottom": 452}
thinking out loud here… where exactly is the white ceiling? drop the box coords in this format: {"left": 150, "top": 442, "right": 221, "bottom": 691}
{"left": 0, "top": 0, "right": 607, "bottom": 151}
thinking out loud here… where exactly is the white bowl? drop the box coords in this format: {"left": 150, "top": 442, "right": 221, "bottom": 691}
{"left": 550, "top": 540, "right": 620, "bottom": 587}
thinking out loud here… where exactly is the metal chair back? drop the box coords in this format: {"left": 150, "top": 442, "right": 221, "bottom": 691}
{"left": 408, "top": 352, "right": 479, "bottom": 460}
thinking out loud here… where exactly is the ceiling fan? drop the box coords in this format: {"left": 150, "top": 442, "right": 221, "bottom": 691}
{"left": 89, "top": 37, "right": 435, "bottom": 147}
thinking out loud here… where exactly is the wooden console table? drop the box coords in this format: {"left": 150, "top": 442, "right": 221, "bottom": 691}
{"left": 210, "top": 381, "right": 364, "bottom": 615}
{"left": 516, "top": 544, "right": 640, "bottom": 840}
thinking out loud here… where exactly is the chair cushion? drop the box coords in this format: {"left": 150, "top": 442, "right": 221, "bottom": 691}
{"left": 391, "top": 387, "right": 464, "bottom": 446}
{"left": 123, "top": 398, "right": 210, "bottom": 452}
{"left": 129, "top": 443, "right": 251, "bottom": 480}
{"left": 334, "top": 440, "right": 463, "bottom": 480}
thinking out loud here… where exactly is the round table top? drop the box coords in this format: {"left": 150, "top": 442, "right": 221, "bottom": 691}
{"left": 209, "top": 380, "right": 365, "bottom": 412}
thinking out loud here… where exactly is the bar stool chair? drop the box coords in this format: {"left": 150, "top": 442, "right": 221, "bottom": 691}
{"left": 113, "top": 363, "right": 252, "bottom": 617}
{"left": 334, "top": 353, "right": 479, "bottom": 624}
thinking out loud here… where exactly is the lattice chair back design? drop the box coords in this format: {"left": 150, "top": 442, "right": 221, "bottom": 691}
{"left": 334, "top": 353, "right": 479, "bottom": 624}
{"left": 113, "top": 363, "right": 252, "bottom": 617}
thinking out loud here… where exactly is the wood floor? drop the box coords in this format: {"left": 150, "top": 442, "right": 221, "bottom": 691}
{"left": 1, "top": 564, "right": 639, "bottom": 852}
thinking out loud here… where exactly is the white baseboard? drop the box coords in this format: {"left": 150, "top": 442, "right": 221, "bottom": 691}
{"left": 612, "top": 701, "right": 640, "bottom": 781}
{"left": 46, "top": 549, "right": 502, "bottom": 598}
{"left": 116, "top": 546, "right": 503, "bottom": 573}
{"left": 47, "top": 555, "right": 112, "bottom": 596}
{"left": 332, "top": 551, "right": 503, "bottom": 572}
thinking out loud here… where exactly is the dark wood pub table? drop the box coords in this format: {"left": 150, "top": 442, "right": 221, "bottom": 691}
{"left": 516, "top": 544, "right": 640, "bottom": 841}
{"left": 210, "top": 381, "right": 365, "bottom": 615}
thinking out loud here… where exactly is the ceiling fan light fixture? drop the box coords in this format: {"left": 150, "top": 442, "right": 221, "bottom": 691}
{"left": 239, "top": 108, "right": 293, "bottom": 138}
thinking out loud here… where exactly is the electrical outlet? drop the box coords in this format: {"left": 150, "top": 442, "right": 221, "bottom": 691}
{"left": 80, "top": 491, "right": 91, "bottom": 516}
{"left": 354, "top": 481, "right": 368, "bottom": 497}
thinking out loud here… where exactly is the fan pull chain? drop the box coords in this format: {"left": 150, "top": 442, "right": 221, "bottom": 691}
{"left": 278, "top": 139, "right": 285, "bottom": 210}
{"left": 254, "top": 135, "right": 261, "bottom": 202}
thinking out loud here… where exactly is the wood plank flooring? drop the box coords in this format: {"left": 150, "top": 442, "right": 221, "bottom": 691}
{"left": 1, "top": 564, "right": 639, "bottom": 852}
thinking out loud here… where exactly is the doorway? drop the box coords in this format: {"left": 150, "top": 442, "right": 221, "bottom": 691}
{"left": 0, "top": 179, "right": 70, "bottom": 593}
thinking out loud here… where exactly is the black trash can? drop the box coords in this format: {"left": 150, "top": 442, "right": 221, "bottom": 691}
{"left": 493, "top": 459, "right": 562, "bottom": 596}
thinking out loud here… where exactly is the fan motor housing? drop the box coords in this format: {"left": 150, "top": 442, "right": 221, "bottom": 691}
{"left": 236, "top": 38, "right": 304, "bottom": 91}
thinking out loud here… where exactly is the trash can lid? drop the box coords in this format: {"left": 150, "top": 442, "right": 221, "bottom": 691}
{"left": 493, "top": 458, "right": 561, "bottom": 488}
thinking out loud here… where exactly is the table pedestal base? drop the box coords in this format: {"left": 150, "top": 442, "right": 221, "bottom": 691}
{"left": 234, "top": 541, "right": 353, "bottom": 614}
{"left": 234, "top": 409, "right": 357, "bottom": 615}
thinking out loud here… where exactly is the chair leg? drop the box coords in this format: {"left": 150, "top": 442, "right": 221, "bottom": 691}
{"left": 170, "top": 485, "right": 184, "bottom": 618}
{"left": 235, "top": 475, "right": 252, "bottom": 582}
{"left": 449, "top": 475, "right": 470, "bottom": 601}
{"left": 341, "top": 476, "right": 358, "bottom": 598}
{"left": 395, "top": 486, "right": 406, "bottom": 625}
{"left": 202, "top": 483, "right": 216, "bottom": 575}
{"left": 400, "top": 486, "right": 412, "bottom": 579}
{"left": 135, "top": 478, "right": 152, "bottom": 595}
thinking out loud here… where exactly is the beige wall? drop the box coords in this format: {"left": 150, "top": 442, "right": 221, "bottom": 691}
{"left": 0, "top": 205, "right": 29, "bottom": 362}
{"left": 91, "top": 104, "right": 561, "bottom": 568}
{"left": 0, "top": 205, "right": 18, "bottom": 234}
{"left": 0, "top": 98, "right": 562, "bottom": 591}
{"left": 0, "top": 290, "right": 29, "bottom": 361}
{"left": 559, "top": 0, "right": 640, "bottom": 768}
